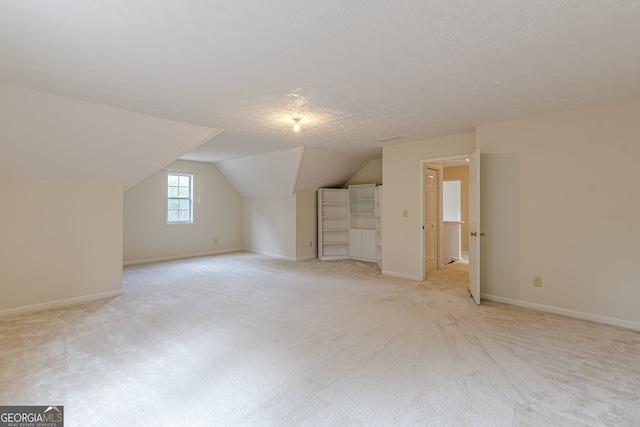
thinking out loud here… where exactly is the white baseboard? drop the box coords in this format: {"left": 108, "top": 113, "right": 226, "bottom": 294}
{"left": 382, "top": 270, "right": 422, "bottom": 281}
{"left": 123, "top": 248, "right": 242, "bottom": 266}
{"left": 350, "top": 257, "right": 377, "bottom": 263}
{"left": 245, "top": 249, "right": 317, "bottom": 262}
{"left": 242, "top": 248, "right": 296, "bottom": 261}
{"left": 0, "top": 290, "right": 124, "bottom": 318}
{"left": 481, "top": 293, "right": 640, "bottom": 332}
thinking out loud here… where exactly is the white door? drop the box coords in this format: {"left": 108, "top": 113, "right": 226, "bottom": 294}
{"left": 424, "top": 167, "right": 438, "bottom": 274}
{"left": 468, "top": 149, "right": 481, "bottom": 304}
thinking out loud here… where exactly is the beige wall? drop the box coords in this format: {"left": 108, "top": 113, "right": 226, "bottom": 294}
{"left": 443, "top": 165, "right": 469, "bottom": 251}
{"left": 244, "top": 191, "right": 318, "bottom": 261}
{"left": 346, "top": 158, "right": 382, "bottom": 186}
{"left": 381, "top": 99, "right": 640, "bottom": 327}
{"left": 146, "top": 155, "right": 375, "bottom": 263}
{"left": 382, "top": 133, "right": 476, "bottom": 279}
{"left": 477, "top": 98, "right": 640, "bottom": 326}
{"left": 295, "top": 190, "right": 318, "bottom": 261}
{"left": 243, "top": 196, "right": 296, "bottom": 259}
{"left": 123, "top": 160, "right": 243, "bottom": 264}
{"left": 0, "top": 176, "right": 123, "bottom": 313}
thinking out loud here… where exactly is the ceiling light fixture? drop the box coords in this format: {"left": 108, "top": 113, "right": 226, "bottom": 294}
{"left": 292, "top": 117, "right": 302, "bottom": 132}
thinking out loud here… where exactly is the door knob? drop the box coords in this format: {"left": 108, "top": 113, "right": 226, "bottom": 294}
{"left": 470, "top": 232, "right": 476, "bottom": 237}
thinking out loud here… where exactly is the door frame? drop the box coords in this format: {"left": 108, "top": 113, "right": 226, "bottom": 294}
{"left": 423, "top": 163, "right": 442, "bottom": 276}
{"left": 419, "top": 154, "right": 473, "bottom": 281}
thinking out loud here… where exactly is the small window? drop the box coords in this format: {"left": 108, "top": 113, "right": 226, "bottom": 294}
{"left": 166, "top": 172, "right": 194, "bottom": 225}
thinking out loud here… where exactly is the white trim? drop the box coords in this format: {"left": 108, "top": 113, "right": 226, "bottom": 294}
{"left": 419, "top": 153, "right": 473, "bottom": 281}
{"left": 481, "top": 293, "right": 640, "bottom": 332}
{"left": 0, "top": 290, "right": 123, "bottom": 318}
{"left": 382, "top": 270, "right": 422, "bottom": 281}
{"left": 420, "top": 154, "right": 471, "bottom": 164}
{"left": 295, "top": 255, "right": 318, "bottom": 261}
{"left": 165, "top": 170, "right": 195, "bottom": 226}
{"left": 243, "top": 248, "right": 296, "bottom": 261}
{"left": 162, "top": 168, "right": 201, "bottom": 174}
{"left": 351, "top": 257, "right": 377, "bottom": 263}
{"left": 123, "top": 248, "right": 242, "bottom": 266}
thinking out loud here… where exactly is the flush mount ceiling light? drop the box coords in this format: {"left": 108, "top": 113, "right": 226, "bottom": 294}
{"left": 292, "top": 117, "right": 302, "bottom": 132}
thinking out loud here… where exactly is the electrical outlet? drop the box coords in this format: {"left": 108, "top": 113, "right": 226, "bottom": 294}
{"left": 214, "top": 237, "right": 218, "bottom": 244}
{"left": 533, "top": 275, "right": 542, "bottom": 287}
{"left": 309, "top": 241, "right": 313, "bottom": 247}
{"left": 403, "top": 210, "right": 408, "bottom": 218}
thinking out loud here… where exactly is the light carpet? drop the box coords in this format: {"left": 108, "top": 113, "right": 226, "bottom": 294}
{"left": 1, "top": 252, "right": 639, "bottom": 426}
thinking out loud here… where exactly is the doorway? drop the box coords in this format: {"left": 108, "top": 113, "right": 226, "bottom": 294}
{"left": 420, "top": 151, "right": 480, "bottom": 304}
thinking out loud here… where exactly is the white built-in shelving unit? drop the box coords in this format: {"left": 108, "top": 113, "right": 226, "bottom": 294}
{"left": 318, "top": 183, "right": 380, "bottom": 264}
{"left": 318, "top": 188, "right": 350, "bottom": 260}
{"left": 348, "top": 183, "right": 376, "bottom": 262}
{"left": 374, "top": 185, "right": 382, "bottom": 268}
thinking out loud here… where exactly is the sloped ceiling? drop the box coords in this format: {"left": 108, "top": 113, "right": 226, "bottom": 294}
{"left": 1, "top": 1, "right": 639, "bottom": 165}
{"left": 216, "top": 147, "right": 369, "bottom": 197}
{"left": 295, "top": 148, "right": 369, "bottom": 191}
{"left": 0, "top": 84, "right": 219, "bottom": 188}
{"left": 216, "top": 148, "right": 304, "bottom": 198}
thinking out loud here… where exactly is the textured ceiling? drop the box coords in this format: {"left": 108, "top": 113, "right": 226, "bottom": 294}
{"left": 1, "top": 1, "right": 640, "bottom": 164}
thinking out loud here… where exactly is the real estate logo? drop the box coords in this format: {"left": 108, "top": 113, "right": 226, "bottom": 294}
{"left": 0, "top": 406, "right": 63, "bottom": 427}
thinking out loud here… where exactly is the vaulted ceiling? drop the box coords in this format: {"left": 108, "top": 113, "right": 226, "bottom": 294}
{"left": 0, "top": 83, "right": 219, "bottom": 188}
{"left": 1, "top": 1, "right": 639, "bottom": 189}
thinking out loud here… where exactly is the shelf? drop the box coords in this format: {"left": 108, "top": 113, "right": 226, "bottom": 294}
{"left": 320, "top": 189, "right": 347, "bottom": 205}
{"left": 322, "top": 217, "right": 348, "bottom": 230}
{"left": 319, "top": 188, "right": 351, "bottom": 260}
{"left": 322, "top": 247, "right": 349, "bottom": 257}
{"left": 319, "top": 185, "right": 378, "bottom": 262}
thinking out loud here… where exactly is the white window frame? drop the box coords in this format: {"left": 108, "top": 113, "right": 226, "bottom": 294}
{"left": 166, "top": 171, "right": 195, "bottom": 226}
